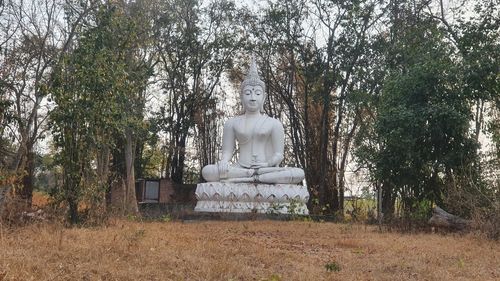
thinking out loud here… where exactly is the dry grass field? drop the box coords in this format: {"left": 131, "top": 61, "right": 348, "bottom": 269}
{"left": 0, "top": 217, "right": 499, "bottom": 281}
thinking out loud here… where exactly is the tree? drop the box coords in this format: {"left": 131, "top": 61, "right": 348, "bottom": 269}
{"left": 50, "top": 2, "right": 152, "bottom": 223}
{"left": 249, "top": 0, "right": 383, "bottom": 215}
{"left": 427, "top": 0, "right": 499, "bottom": 227}
{"left": 0, "top": 0, "right": 61, "bottom": 204}
{"left": 154, "top": 0, "right": 242, "bottom": 183}
{"left": 0, "top": 0, "right": 95, "bottom": 208}
{"left": 355, "top": 0, "right": 483, "bottom": 219}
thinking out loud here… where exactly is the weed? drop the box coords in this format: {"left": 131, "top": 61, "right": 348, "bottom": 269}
{"left": 287, "top": 198, "right": 300, "bottom": 216}
{"left": 298, "top": 215, "right": 313, "bottom": 222}
{"left": 267, "top": 198, "right": 308, "bottom": 220}
{"left": 160, "top": 214, "right": 172, "bottom": 222}
{"left": 261, "top": 274, "right": 282, "bottom": 281}
{"left": 126, "top": 228, "right": 146, "bottom": 249}
{"left": 127, "top": 214, "right": 139, "bottom": 221}
{"left": 325, "top": 261, "right": 341, "bottom": 272}
{"left": 340, "top": 223, "right": 354, "bottom": 234}
{"left": 352, "top": 248, "right": 364, "bottom": 254}
{"left": 132, "top": 229, "right": 146, "bottom": 239}
{"left": 267, "top": 203, "right": 284, "bottom": 215}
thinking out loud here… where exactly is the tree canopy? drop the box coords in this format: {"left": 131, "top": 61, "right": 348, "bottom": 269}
{"left": 0, "top": 0, "right": 498, "bottom": 227}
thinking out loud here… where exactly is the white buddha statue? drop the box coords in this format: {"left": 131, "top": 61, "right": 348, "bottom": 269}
{"left": 201, "top": 57, "right": 305, "bottom": 184}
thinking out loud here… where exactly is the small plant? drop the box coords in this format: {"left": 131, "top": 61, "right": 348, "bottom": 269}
{"left": 132, "top": 229, "right": 146, "bottom": 239}
{"left": 325, "top": 261, "right": 341, "bottom": 272}
{"left": 267, "top": 203, "right": 284, "bottom": 214}
{"left": 160, "top": 214, "right": 172, "bottom": 222}
{"left": 267, "top": 198, "right": 307, "bottom": 219}
{"left": 352, "top": 248, "right": 364, "bottom": 254}
{"left": 127, "top": 214, "right": 139, "bottom": 221}
{"left": 321, "top": 203, "right": 330, "bottom": 213}
{"left": 126, "top": 228, "right": 146, "bottom": 249}
{"left": 287, "top": 198, "right": 300, "bottom": 216}
{"left": 261, "top": 274, "right": 282, "bottom": 281}
{"left": 298, "top": 215, "right": 313, "bottom": 222}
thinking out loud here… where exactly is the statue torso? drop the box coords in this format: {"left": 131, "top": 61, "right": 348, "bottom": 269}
{"left": 231, "top": 115, "right": 277, "bottom": 168}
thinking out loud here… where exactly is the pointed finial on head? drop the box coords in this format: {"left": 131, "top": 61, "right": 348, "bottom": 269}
{"left": 248, "top": 54, "right": 258, "bottom": 77}
{"left": 241, "top": 54, "right": 265, "bottom": 93}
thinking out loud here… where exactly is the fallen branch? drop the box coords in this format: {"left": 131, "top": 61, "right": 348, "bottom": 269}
{"left": 428, "top": 206, "right": 472, "bottom": 230}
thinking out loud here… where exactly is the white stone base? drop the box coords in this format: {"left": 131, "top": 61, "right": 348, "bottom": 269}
{"left": 194, "top": 182, "right": 309, "bottom": 215}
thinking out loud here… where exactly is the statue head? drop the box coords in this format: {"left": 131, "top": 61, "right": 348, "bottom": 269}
{"left": 240, "top": 56, "right": 266, "bottom": 113}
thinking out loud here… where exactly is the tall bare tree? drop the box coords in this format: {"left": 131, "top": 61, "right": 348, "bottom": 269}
{"left": 154, "top": 0, "right": 243, "bottom": 183}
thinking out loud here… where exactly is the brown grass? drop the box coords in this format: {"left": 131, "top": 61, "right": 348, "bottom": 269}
{"left": 32, "top": 192, "right": 51, "bottom": 208}
{"left": 0, "top": 219, "right": 498, "bottom": 281}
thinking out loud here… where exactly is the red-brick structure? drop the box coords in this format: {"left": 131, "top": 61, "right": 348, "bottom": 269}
{"left": 108, "top": 178, "right": 196, "bottom": 212}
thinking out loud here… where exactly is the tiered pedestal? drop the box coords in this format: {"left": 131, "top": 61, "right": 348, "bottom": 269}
{"left": 194, "top": 182, "right": 309, "bottom": 215}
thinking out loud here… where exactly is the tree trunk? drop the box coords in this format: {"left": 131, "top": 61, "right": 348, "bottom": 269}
{"left": 331, "top": 104, "right": 344, "bottom": 214}
{"left": 381, "top": 183, "right": 395, "bottom": 220}
{"left": 10, "top": 134, "right": 34, "bottom": 207}
{"left": 0, "top": 185, "right": 12, "bottom": 219}
{"left": 19, "top": 148, "right": 35, "bottom": 206}
{"left": 170, "top": 135, "right": 186, "bottom": 184}
{"left": 69, "top": 199, "right": 78, "bottom": 225}
{"left": 318, "top": 98, "right": 330, "bottom": 213}
{"left": 96, "top": 145, "right": 110, "bottom": 212}
{"left": 338, "top": 111, "right": 360, "bottom": 216}
{"left": 66, "top": 173, "right": 80, "bottom": 225}
{"left": 134, "top": 138, "right": 145, "bottom": 179}
{"left": 474, "top": 98, "right": 484, "bottom": 142}
{"left": 125, "top": 128, "right": 139, "bottom": 215}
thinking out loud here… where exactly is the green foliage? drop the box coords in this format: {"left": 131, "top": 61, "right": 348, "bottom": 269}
{"left": 376, "top": 55, "right": 479, "bottom": 204}
{"left": 287, "top": 197, "right": 301, "bottom": 217}
{"left": 267, "top": 203, "right": 285, "bottom": 215}
{"left": 50, "top": 3, "right": 152, "bottom": 224}
{"left": 2, "top": 0, "right": 495, "bottom": 228}
{"left": 33, "top": 153, "right": 57, "bottom": 192}
{"left": 126, "top": 214, "right": 140, "bottom": 222}
{"left": 455, "top": 2, "right": 500, "bottom": 102}
{"left": 344, "top": 198, "right": 376, "bottom": 222}
{"left": 324, "top": 261, "right": 341, "bottom": 272}
{"left": 260, "top": 274, "right": 282, "bottom": 281}
{"left": 160, "top": 214, "right": 172, "bottom": 222}
{"left": 354, "top": 6, "right": 486, "bottom": 219}
{"left": 405, "top": 199, "right": 432, "bottom": 223}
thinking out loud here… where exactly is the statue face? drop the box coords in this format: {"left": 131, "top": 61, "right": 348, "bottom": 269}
{"left": 241, "top": 85, "right": 264, "bottom": 113}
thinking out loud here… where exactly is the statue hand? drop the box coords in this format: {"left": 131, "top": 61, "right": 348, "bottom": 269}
{"left": 250, "top": 162, "right": 269, "bottom": 168}
{"left": 217, "top": 161, "right": 229, "bottom": 178}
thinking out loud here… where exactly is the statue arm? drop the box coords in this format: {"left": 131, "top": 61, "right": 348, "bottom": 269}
{"left": 220, "top": 118, "right": 235, "bottom": 163}
{"left": 268, "top": 120, "right": 284, "bottom": 167}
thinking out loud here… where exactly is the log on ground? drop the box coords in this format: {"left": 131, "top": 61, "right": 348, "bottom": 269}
{"left": 428, "top": 206, "right": 472, "bottom": 230}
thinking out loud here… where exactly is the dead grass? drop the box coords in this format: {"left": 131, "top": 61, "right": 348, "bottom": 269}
{"left": 0, "top": 219, "right": 498, "bottom": 281}
{"left": 32, "top": 191, "right": 51, "bottom": 209}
